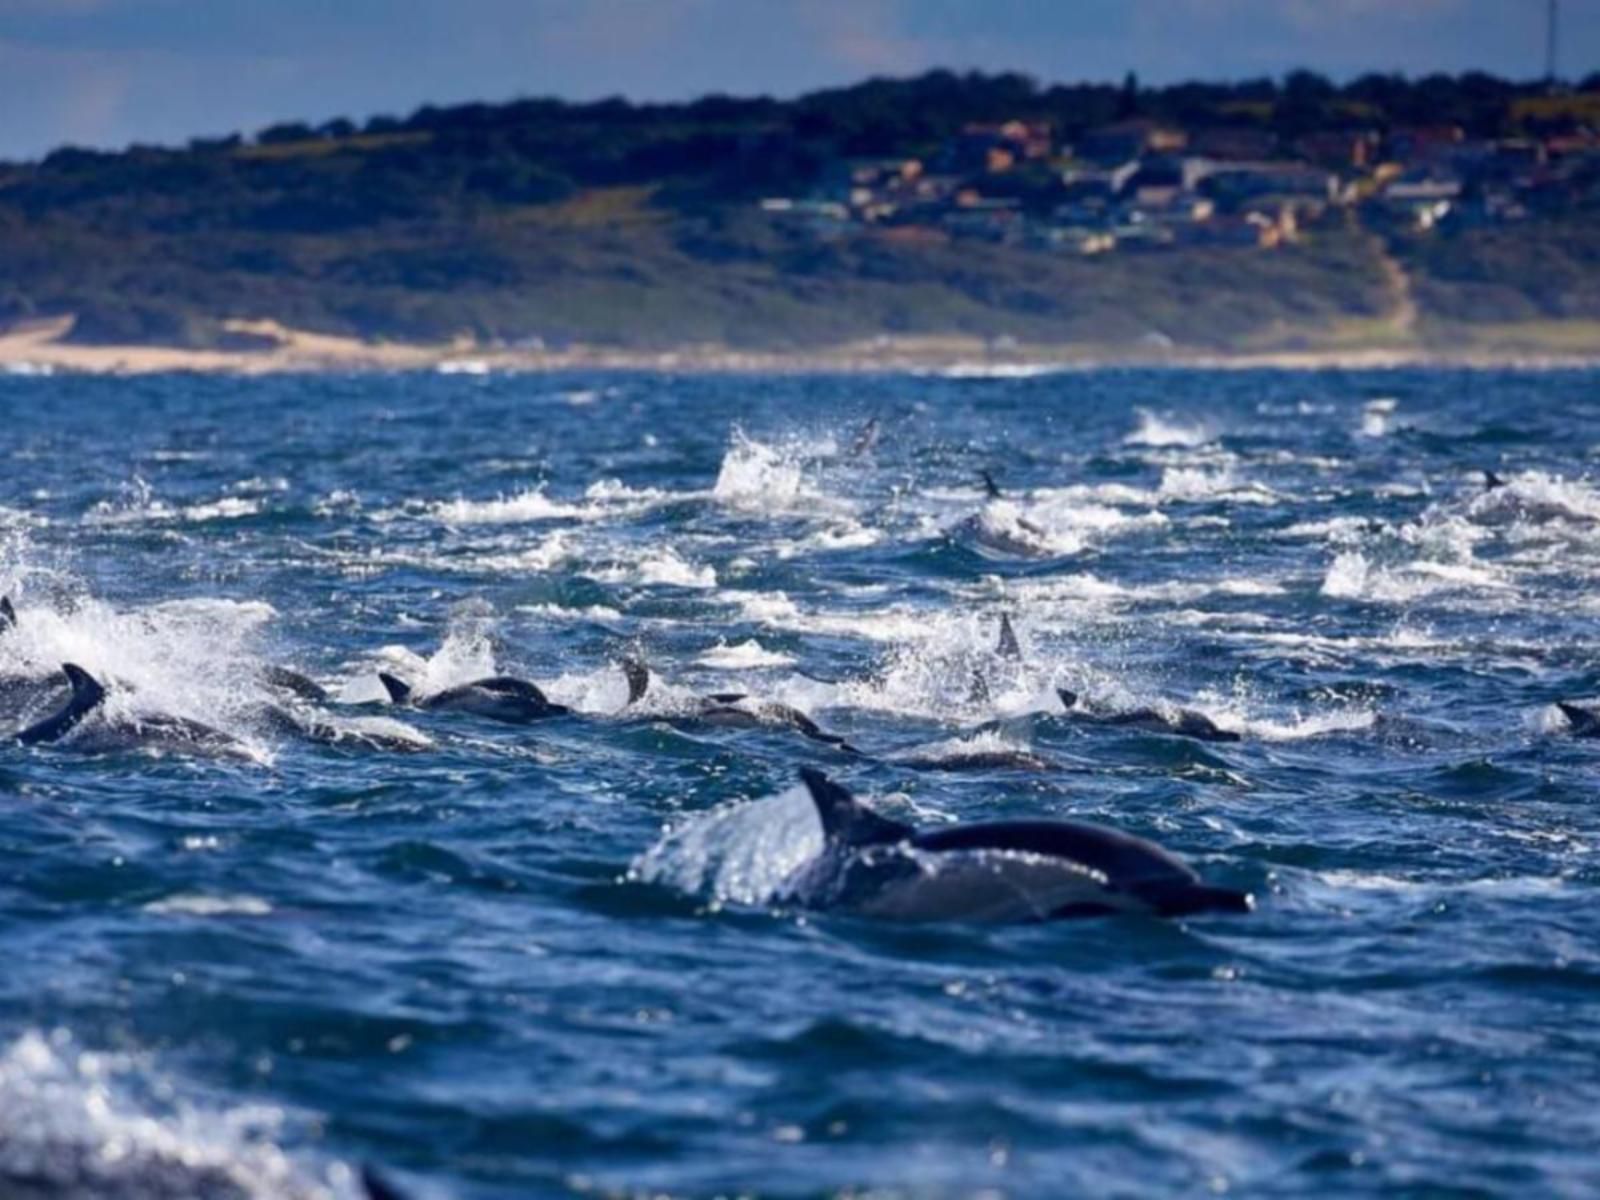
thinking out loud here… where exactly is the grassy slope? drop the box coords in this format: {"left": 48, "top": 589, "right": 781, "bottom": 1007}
{"left": 3, "top": 175, "right": 1597, "bottom": 353}
{"left": 0, "top": 186, "right": 1402, "bottom": 351}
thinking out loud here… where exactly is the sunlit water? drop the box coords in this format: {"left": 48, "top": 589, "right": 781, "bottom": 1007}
{"left": 0, "top": 368, "right": 1597, "bottom": 1197}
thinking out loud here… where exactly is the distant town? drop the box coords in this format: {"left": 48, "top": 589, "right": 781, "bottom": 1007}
{"left": 759, "top": 101, "right": 1600, "bottom": 256}
{"left": 3, "top": 70, "right": 1600, "bottom": 357}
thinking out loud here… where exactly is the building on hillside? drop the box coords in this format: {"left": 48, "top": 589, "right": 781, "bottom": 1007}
{"left": 1377, "top": 169, "right": 1464, "bottom": 230}
{"left": 1076, "top": 119, "right": 1187, "bottom": 166}
{"left": 1197, "top": 162, "right": 1341, "bottom": 208}
{"left": 1190, "top": 127, "right": 1279, "bottom": 162}
{"left": 1384, "top": 125, "right": 1466, "bottom": 163}
{"left": 1294, "top": 130, "right": 1377, "bottom": 169}
{"left": 945, "top": 120, "right": 1053, "bottom": 175}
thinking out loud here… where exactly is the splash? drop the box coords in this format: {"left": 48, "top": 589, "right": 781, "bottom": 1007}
{"left": 1124, "top": 408, "right": 1212, "bottom": 448}
{"left": 630, "top": 785, "right": 824, "bottom": 907}
{"left": 0, "top": 1030, "right": 353, "bottom": 1199}
{"left": 696, "top": 639, "right": 797, "bottom": 670}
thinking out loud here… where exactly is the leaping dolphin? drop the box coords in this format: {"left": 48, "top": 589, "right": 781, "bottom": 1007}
{"left": 378, "top": 672, "right": 570, "bottom": 723}
{"left": 968, "top": 612, "right": 1022, "bottom": 704}
{"left": 953, "top": 473, "right": 1056, "bottom": 559}
{"left": 778, "top": 769, "right": 1252, "bottom": 921}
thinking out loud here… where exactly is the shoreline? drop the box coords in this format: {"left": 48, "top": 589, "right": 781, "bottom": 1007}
{"left": 2, "top": 317, "right": 1598, "bottom": 376}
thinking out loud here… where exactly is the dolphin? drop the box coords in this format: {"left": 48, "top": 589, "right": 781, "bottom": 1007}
{"left": 621, "top": 655, "right": 859, "bottom": 753}
{"left": 15, "top": 663, "right": 105, "bottom": 746}
{"left": 968, "top": 612, "right": 1023, "bottom": 704}
{"left": 15, "top": 663, "right": 251, "bottom": 757}
{"left": 953, "top": 474, "right": 1055, "bottom": 559}
{"left": 994, "top": 611, "right": 1022, "bottom": 660}
{"left": 778, "top": 769, "right": 1252, "bottom": 921}
{"left": 1483, "top": 468, "right": 1508, "bottom": 490}
{"left": 1056, "top": 688, "right": 1241, "bottom": 743}
{"left": 256, "top": 703, "right": 432, "bottom": 753}
{"left": 850, "top": 417, "right": 880, "bottom": 456}
{"left": 378, "top": 671, "right": 570, "bottom": 722}
{"left": 260, "top": 664, "right": 330, "bottom": 704}
{"left": 361, "top": 1164, "right": 417, "bottom": 1200}
{"left": 0, "top": 598, "right": 68, "bottom": 716}
{"left": 898, "top": 747, "right": 1058, "bottom": 772}
{"left": 1557, "top": 702, "right": 1600, "bottom": 738}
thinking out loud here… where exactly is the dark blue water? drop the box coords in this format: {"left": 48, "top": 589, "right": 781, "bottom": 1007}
{"left": 1, "top": 367, "right": 1598, "bottom": 1198}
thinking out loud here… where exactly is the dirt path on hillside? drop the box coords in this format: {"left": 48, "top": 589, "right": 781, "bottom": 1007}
{"left": 1373, "top": 238, "right": 1419, "bottom": 339}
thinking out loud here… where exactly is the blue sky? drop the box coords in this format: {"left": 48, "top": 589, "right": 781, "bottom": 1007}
{"left": 0, "top": 0, "right": 1594, "bottom": 160}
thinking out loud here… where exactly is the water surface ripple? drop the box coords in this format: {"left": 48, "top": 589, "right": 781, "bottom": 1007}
{"left": 0, "top": 368, "right": 1598, "bottom": 1198}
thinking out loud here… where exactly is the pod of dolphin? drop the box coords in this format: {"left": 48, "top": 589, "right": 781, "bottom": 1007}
{"left": 8, "top": 574, "right": 1597, "bottom": 931}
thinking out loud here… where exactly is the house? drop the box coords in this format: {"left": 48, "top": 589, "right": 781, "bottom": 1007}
{"left": 757, "top": 198, "right": 853, "bottom": 238}
{"left": 1060, "top": 162, "right": 1140, "bottom": 201}
{"left": 1184, "top": 215, "right": 1281, "bottom": 248}
{"left": 942, "top": 202, "right": 1025, "bottom": 244}
{"left": 1384, "top": 124, "right": 1465, "bottom": 163}
{"left": 1198, "top": 162, "right": 1340, "bottom": 206}
{"left": 1191, "top": 127, "right": 1279, "bottom": 162}
{"left": 1378, "top": 168, "right": 1464, "bottom": 230}
{"left": 1031, "top": 226, "right": 1116, "bottom": 254}
{"left": 945, "top": 120, "right": 1053, "bottom": 174}
{"left": 1294, "top": 130, "right": 1377, "bottom": 169}
{"left": 965, "top": 120, "right": 1053, "bottom": 160}
{"left": 1076, "top": 119, "right": 1187, "bottom": 165}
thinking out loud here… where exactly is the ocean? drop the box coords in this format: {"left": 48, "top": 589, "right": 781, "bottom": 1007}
{"left": 0, "top": 366, "right": 1596, "bottom": 1198}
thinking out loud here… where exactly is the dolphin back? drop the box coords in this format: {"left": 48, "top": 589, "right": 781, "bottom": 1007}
{"left": 1130, "top": 880, "right": 1254, "bottom": 917}
{"left": 17, "top": 663, "right": 108, "bottom": 746}
{"left": 622, "top": 656, "right": 650, "bottom": 705}
{"left": 798, "top": 769, "right": 914, "bottom": 847}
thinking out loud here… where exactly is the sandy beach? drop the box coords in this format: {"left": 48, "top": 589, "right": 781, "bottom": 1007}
{"left": 2, "top": 315, "right": 1598, "bottom": 376}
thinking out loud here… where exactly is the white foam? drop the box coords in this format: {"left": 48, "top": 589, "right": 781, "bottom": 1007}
{"left": 1124, "top": 408, "right": 1213, "bottom": 448}
{"left": 712, "top": 429, "right": 811, "bottom": 512}
{"left": 0, "top": 1030, "right": 350, "bottom": 1199}
{"left": 144, "top": 894, "right": 273, "bottom": 917}
{"left": 428, "top": 486, "right": 584, "bottom": 525}
{"left": 696, "top": 640, "right": 797, "bottom": 670}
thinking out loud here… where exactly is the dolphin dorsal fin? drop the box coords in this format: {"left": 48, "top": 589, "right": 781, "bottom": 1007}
{"left": 968, "top": 669, "right": 992, "bottom": 704}
{"left": 622, "top": 656, "right": 650, "bottom": 706}
{"left": 798, "top": 768, "right": 913, "bottom": 847}
{"left": 61, "top": 663, "right": 107, "bottom": 710}
{"left": 1057, "top": 687, "right": 1079, "bottom": 711}
{"left": 979, "top": 469, "right": 1002, "bottom": 499}
{"left": 0, "top": 596, "right": 15, "bottom": 633}
{"left": 996, "top": 612, "right": 1022, "bottom": 660}
{"left": 1483, "top": 468, "right": 1507, "bottom": 490}
{"left": 360, "top": 1164, "right": 414, "bottom": 1200}
{"left": 1558, "top": 702, "right": 1598, "bottom": 732}
{"left": 377, "top": 673, "right": 412, "bottom": 704}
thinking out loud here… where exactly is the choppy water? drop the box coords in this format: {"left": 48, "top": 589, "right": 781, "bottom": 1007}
{"left": 1, "top": 366, "right": 1598, "bottom": 1198}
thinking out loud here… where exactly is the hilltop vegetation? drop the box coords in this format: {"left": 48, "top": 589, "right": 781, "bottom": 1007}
{"left": 0, "top": 70, "right": 1596, "bottom": 353}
